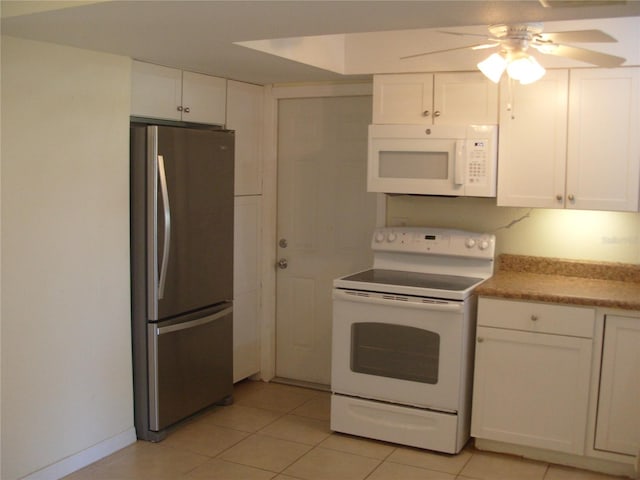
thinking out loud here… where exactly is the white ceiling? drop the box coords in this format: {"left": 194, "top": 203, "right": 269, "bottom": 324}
{"left": 2, "top": 0, "right": 639, "bottom": 85}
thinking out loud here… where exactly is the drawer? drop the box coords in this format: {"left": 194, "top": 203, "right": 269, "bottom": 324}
{"left": 478, "top": 297, "right": 595, "bottom": 338}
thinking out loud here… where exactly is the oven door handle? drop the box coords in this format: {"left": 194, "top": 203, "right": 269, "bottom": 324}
{"left": 333, "top": 289, "right": 464, "bottom": 313}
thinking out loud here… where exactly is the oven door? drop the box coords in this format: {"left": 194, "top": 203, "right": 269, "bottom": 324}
{"left": 331, "top": 288, "right": 472, "bottom": 412}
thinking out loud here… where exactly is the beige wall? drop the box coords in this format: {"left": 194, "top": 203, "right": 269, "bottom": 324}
{"left": 387, "top": 196, "right": 640, "bottom": 264}
{"left": 1, "top": 36, "right": 133, "bottom": 479}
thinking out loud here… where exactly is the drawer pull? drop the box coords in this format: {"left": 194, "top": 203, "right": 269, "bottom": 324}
{"left": 531, "top": 315, "right": 539, "bottom": 321}
{"left": 477, "top": 337, "right": 484, "bottom": 343}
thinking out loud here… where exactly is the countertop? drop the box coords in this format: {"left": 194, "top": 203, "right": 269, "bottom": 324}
{"left": 475, "top": 254, "right": 640, "bottom": 311}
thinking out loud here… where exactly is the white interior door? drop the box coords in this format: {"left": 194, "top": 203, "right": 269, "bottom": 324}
{"left": 275, "top": 95, "right": 376, "bottom": 385}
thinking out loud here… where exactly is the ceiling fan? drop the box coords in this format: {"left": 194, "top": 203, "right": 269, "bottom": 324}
{"left": 401, "top": 23, "right": 626, "bottom": 84}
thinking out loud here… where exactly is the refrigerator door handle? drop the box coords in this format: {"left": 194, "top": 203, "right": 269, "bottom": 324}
{"left": 156, "top": 306, "right": 233, "bottom": 335}
{"left": 157, "top": 154, "right": 171, "bottom": 299}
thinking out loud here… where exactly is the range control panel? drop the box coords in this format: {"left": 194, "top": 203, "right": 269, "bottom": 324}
{"left": 372, "top": 227, "right": 495, "bottom": 259}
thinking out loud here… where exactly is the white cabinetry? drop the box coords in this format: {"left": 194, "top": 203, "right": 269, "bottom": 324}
{"left": 472, "top": 298, "right": 595, "bottom": 455}
{"left": 131, "top": 61, "right": 226, "bottom": 125}
{"left": 566, "top": 68, "right": 640, "bottom": 212}
{"left": 233, "top": 196, "right": 261, "bottom": 382}
{"left": 227, "top": 80, "right": 263, "bottom": 195}
{"left": 497, "top": 70, "right": 568, "bottom": 208}
{"left": 372, "top": 72, "right": 498, "bottom": 125}
{"left": 498, "top": 67, "right": 640, "bottom": 212}
{"left": 595, "top": 314, "right": 640, "bottom": 456}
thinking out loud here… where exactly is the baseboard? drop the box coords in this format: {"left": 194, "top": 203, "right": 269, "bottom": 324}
{"left": 22, "top": 427, "right": 137, "bottom": 480}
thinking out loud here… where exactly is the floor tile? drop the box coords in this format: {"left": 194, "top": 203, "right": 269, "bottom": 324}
{"left": 235, "top": 381, "right": 318, "bottom": 413}
{"left": 460, "top": 451, "right": 548, "bottom": 480}
{"left": 282, "top": 447, "right": 380, "bottom": 480}
{"left": 544, "top": 465, "right": 627, "bottom": 480}
{"left": 202, "top": 404, "right": 282, "bottom": 432}
{"left": 219, "top": 433, "right": 312, "bottom": 472}
{"left": 260, "top": 414, "right": 332, "bottom": 445}
{"left": 368, "top": 461, "right": 456, "bottom": 479}
{"left": 291, "top": 393, "right": 331, "bottom": 421}
{"left": 318, "top": 433, "right": 396, "bottom": 460}
{"left": 186, "top": 458, "right": 276, "bottom": 479}
{"left": 78, "top": 441, "right": 208, "bottom": 479}
{"left": 386, "top": 445, "right": 472, "bottom": 475}
{"left": 161, "top": 421, "right": 249, "bottom": 457}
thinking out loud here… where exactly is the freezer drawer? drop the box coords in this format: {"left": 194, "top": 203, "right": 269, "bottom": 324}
{"left": 148, "top": 305, "right": 233, "bottom": 431}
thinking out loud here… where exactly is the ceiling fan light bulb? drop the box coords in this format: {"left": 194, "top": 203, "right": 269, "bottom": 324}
{"left": 507, "top": 55, "right": 546, "bottom": 84}
{"left": 477, "top": 53, "right": 507, "bottom": 83}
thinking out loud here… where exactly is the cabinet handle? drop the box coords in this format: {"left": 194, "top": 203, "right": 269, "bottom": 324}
{"left": 422, "top": 110, "right": 430, "bottom": 117}
{"left": 568, "top": 194, "right": 575, "bottom": 201}
{"left": 477, "top": 337, "right": 484, "bottom": 343}
{"left": 177, "top": 106, "right": 183, "bottom": 112}
{"left": 184, "top": 106, "right": 191, "bottom": 113}
{"left": 556, "top": 194, "right": 563, "bottom": 201}
{"left": 531, "top": 315, "right": 539, "bottom": 321}
{"left": 434, "top": 110, "right": 441, "bottom": 117}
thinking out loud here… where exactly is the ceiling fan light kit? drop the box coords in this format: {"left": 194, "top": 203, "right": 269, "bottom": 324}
{"left": 478, "top": 51, "right": 547, "bottom": 85}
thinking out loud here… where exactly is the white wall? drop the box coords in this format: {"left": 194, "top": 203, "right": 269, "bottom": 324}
{"left": 1, "top": 36, "right": 134, "bottom": 479}
{"left": 387, "top": 196, "right": 640, "bottom": 264}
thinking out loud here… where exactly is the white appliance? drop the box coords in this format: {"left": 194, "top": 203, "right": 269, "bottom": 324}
{"left": 368, "top": 124, "right": 498, "bottom": 197}
{"left": 330, "top": 226, "right": 496, "bottom": 454}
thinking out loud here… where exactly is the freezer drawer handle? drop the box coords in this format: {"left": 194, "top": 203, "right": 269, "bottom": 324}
{"left": 156, "top": 306, "right": 233, "bottom": 335}
{"left": 157, "top": 154, "right": 171, "bottom": 299}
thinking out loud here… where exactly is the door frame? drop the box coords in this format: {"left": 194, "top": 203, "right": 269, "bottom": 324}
{"left": 259, "top": 82, "right": 385, "bottom": 381}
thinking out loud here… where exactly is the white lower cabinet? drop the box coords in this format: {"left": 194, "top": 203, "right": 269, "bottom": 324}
{"left": 472, "top": 298, "right": 595, "bottom": 455}
{"left": 233, "top": 196, "right": 261, "bottom": 382}
{"left": 594, "top": 314, "right": 640, "bottom": 456}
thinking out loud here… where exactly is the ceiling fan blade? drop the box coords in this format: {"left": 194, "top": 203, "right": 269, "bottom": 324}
{"left": 540, "top": 29, "right": 618, "bottom": 43}
{"left": 437, "top": 30, "right": 492, "bottom": 39}
{"left": 537, "top": 44, "right": 625, "bottom": 67}
{"left": 401, "top": 43, "right": 497, "bottom": 60}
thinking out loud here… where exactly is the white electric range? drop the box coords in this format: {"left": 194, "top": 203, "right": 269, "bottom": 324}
{"left": 330, "top": 226, "right": 496, "bottom": 454}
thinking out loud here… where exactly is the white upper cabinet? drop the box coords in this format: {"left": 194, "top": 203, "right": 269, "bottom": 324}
{"left": 497, "top": 70, "right": 569, "bottom": 208}
{"left": 595, "top": 314, "right": 640, "bottom": 457}
{"left": 372, "top": 72, "right": 498, "bottom": 125}
{"left": 226, "top": 80, "right": 264, "bottom": 195}
{"left": 567, "top": 68, "right": 640, "bottom": 212}
{"left": 131, "top": 60, "right": 226, "bottom": 125}
{"left": 498, "top": 67, "right": 640, "bottom": 212}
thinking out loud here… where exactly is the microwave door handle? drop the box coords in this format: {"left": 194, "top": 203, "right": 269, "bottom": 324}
{"left": 454, "top": 140, "right": 466, "bottom": 186}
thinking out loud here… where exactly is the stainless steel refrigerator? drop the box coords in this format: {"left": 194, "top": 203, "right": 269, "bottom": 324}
{"left": 130, "top": 122, "right": 234, "bottom": 441}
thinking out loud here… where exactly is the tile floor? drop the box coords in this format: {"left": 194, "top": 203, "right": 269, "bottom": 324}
{"left": 64, "top": 380, "right": 626, "bottom": 480}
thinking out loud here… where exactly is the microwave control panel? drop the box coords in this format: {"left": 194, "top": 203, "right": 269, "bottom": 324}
{"left": 467, "top": 139, "right": 490, "bottom": 185}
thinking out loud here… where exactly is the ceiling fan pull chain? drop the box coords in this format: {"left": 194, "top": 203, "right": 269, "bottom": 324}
{"left": 506, "top": 76, "right": 516, "bottom": 120}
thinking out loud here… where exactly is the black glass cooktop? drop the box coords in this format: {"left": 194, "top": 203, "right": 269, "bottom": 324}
{"left": 340, "top": 269, "right": 483, "bottom": 292}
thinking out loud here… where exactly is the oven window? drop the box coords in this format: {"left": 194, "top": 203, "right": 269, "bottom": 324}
{"left": 378, "top": 151, "right": 448, "bottom": 179}
{"left": 351, "top": 322, "right": 439, "bottom": 384}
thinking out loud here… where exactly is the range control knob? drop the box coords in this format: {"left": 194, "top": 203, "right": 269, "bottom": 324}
{"left": 479, "top": 240, "right": 490, "bottom": 250}
{"left": 387, "top": 232, "right": 397, "bottom": 242}
{"left": 465, "top": 238, "right": 476, "bottom": 248}
{"left": 374, "top": 232, "right": 385, "bottom": 243}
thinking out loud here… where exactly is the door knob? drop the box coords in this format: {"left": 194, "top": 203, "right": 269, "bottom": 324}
{"left": 277, "top": 258, "right": 288, "bottom": 269}
{"left": 279, "top": 238, "right": 288, "bottom": 248}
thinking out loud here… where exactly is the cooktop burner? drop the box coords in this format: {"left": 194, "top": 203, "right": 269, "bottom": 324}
{"left": 340, "top": 269, "right": 484, "bottom": 292}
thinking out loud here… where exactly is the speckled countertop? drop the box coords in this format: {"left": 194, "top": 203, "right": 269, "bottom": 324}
{"left": 475, "top": 254, "right": 640, "bottom": 311}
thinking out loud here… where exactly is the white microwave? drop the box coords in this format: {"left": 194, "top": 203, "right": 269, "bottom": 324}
{"left": 368, "top": 124, "right": 498, "bottom": 197}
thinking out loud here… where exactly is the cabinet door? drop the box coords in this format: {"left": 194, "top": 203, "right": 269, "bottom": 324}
{"left": 233, "top": 196, "right": 262, "bottom": 382}
{"left": 433, "top": 72, "right": 498, "bottom": 125}
{"left": 595, "top": 314, "right": 640, "bottom": 456}
{"left": 131, "top": 61, "right": 182, "bottom": 121}
{"left": 181, "top": 71, "right": 227, "bottom": 125}
{"left": 472, "top": 326, "right": 592, "bottom": 454}
{"left": 497, "top": 70, "right": 568, "bottom": 208}
{"left": 227, "top": 80, "right": 264, "bottom": 195}
{"left": 372, "top": 74, "right": 433, "bottom": 124}
{"left": 567, "top": 68, "right": 640, "bottom": 212}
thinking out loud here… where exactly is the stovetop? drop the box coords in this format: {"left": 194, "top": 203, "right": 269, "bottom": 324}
{"left": 340, "top": 269, "right": 484, "bottom": 292}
